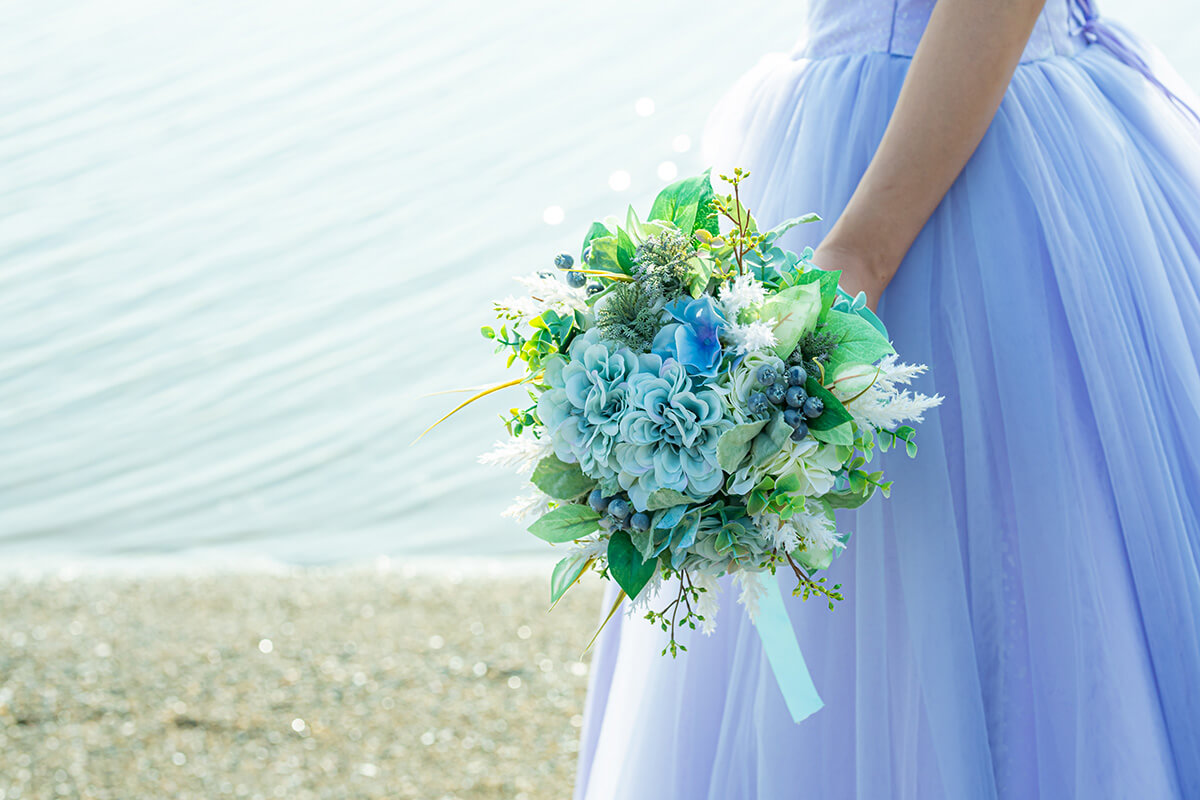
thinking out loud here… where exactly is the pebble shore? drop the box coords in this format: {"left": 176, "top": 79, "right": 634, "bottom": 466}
{"left": 0, "top": 563, "right": 603, "bottom": 800}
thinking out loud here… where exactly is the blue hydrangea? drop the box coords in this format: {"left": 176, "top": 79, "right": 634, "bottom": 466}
{"left": 651, "top": 295, "right": 727, "bottom": 377}
{"left": 613, "top": 355, "right": 731, "bottom": 510}
{"left": 538, "top": 329, "right": 656, "bottom": 480}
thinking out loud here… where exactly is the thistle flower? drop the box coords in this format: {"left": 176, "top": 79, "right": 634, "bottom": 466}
{"left": 718, "top": 273, "right": 767, "bottom": 319}
{"left": 724, "top": 321, "right": 778, "bottom": 356}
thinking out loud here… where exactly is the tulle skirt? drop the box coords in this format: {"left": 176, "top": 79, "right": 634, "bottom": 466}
{"left": 573, "top": 33, "right": 1200, "bottom": 800}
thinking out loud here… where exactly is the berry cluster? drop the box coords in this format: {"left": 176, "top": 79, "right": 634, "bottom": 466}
{"left": 553, "top": 251, "right": 603, "bottom": 294}
{"left": 590, "top": 489, "right": 651, "bottom": 534}
{"left": 747, "top": 364, "right": 823, "bottom": 441}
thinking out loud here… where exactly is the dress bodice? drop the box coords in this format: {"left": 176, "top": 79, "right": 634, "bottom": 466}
{"left": 801, "top": 0, "right": 1086, "bottom": 62}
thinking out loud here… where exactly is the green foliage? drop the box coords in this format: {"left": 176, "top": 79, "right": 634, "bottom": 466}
{"left": 751, "top": 412, "right": 795, "bottom": 466}
{"left": 716, "top": 420, "right": 768, "bottom": 472}
{"left": 647, "top": 170, "right": 719, "bottom": 237}
{"left": 595, "top": 282, "right": 665, "bottom": 351}
{"left": 607, "top": 531, "right": 658, "bottom": 599}
{"left": 760, "top": 282, "right": 823, "bottom": 359}
{"left": 631, "top": 229, "right": 695, "bottom": 299}
{"left": 530, "top": 455, "right": 595, "bottom": 500}
{"left": 789, "top": 328, "right": 840, "bottom": 368}
{"left": 645, "top": 488, "right": 698, "bottom": 511}
{"left": 805, "top": 378, "right": 854, "bottom": 432}
{"left": 528, "top": 504, "right": 601, "bottom": 543}
{"left": 820, "top": 309, "right": 895, "bottom": 373}
{"left": 550, "top": 552, "right": 592, "bottom": 605}
{"left": 879, "top": 425, "right": 919, "bottom": 457}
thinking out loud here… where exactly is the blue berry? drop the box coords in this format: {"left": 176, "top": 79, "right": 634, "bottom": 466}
{"left": 608, "top": 498, "right": 631, "bottom": 521}
{"left": 755, "top": 365, "right": 777, "bottom": 386}
{"left": 630, "top": 512, "right": 651, "bottom": 532}
{"left": 765, "top": 382, "right": 787, "bottom": 404}
{"left": 554, "top": 252, "right": 574, "bottom": 270}
{"left": 588, "top": 489, "right": 610, "bottom": 514}
{"left": 783, "top": 408, "right": 803, "bottom": 428}
{"left": 790, "top": 422, "right": 809, "bottom": 442}
{"left": 566, "top": 270, "right": 587, "bottom": 288}
{"left": 802, "top": 396, "right": 825, "bottom": 419}
{"left": 586, "top": 282, "right": 604, "bottom": 296}
{"left": 747, "top": 392, "right": 770, "bottom": 416}
{"left": 786, "top": 365, "right": 808, "bottom": 386}
{"left": 785, "top": 386, "right": 807, "bottom": 408}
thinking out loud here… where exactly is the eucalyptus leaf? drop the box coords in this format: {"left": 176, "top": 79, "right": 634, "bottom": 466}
{"left": 530, "top": 455, "right": 595, "bottom": 500}
{"left": 762, "top": 212, "right": 821, "bottom": 248}
{"left": 528, "top": 504, "right": 600, "bottom": 543}
{"left": 549, "top": 552, "right": 592, "bottom": 605}
{"left": 716, "top": 419, "right": 768, "bottom": 472}
{"left": 607, "top": 531, "right": 658, "bottom": 599}
{"left": 823, "top": 489, "right": 875, "bottom": 509}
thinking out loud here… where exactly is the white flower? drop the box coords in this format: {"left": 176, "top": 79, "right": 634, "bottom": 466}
{"left": 733, "top": 570, "right": 768, "bottom": 622}
{"left": 718, "top": 273, "right": 767, "bottom": 318}
{"left": 501, "top": 491, "right": 553, "bottom": 522}
{"left": 831, "top": 355, "right": 943, "bottom": 430}
{"left": 478, "top": 434, "right": 552, "bottom": 476}
{"left": 494, "top": 273, "right": 588, "bottom": 319}
{"left": 724, "top": 321, "right": 778, "bottom": 356}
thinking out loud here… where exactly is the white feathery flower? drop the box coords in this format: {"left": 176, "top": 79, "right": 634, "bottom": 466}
{"left": 831, "top": 354, "right": 943, "bottom": 430}
{"left": 733, "top": 569, "right": 768, "bottom": 622}
{"left": 626, "top": 569, "right": 665, "bottom": 614}
{"left": 725, "top": 321, "right": 778, "bottom": 356}
{"left": 512, "top": 273, "right": 589, "bottom": 312}
{"left": 719, "top": 273, "right": 767, "bottom": 317}
{"left": 571, "top": 535, "right": 609, "bottom": 562}
{"left": 791, "top": 509, "right": 843, "bottom": 554}
{"left": 752, "top": 513, "right": 801, "bottom": 553}
{"left": 502, "top": 491, "right": 553, "bottom": 522}
{"left": 478, "top": 434, "right": 552, "bottom": 476}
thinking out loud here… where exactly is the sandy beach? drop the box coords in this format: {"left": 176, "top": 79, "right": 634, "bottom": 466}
{"left": 0, "top": 562, "right": 604, "bottom": 800}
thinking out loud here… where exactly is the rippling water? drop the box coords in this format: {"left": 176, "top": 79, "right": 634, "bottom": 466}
{"left": 1, "top": 1, "right": 1195, "bottom": 562}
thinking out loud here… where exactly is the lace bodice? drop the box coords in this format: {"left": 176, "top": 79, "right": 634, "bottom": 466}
{"left": 801, "top": 0, "right": 1086, "bottom": 62}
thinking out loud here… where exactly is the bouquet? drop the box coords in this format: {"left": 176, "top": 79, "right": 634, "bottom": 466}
{"left": 431, "top": 169, "right": 940, "bottom": 685}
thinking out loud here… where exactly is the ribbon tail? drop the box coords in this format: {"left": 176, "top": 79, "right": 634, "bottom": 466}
{"left": 750, "top": 570, "right": 824, "bottom": 723}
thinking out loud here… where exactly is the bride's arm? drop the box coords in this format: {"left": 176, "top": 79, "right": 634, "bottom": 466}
{"left": 813, "top": 0, "right": 1047, "bottom": 308}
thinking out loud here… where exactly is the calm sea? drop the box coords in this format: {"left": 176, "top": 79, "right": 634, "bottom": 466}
{"left": 1, "top": 1, "right": 1195, "bottom": 564}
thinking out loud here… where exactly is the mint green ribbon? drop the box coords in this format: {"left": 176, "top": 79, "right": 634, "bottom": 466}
{"left": 751, "top": 571, "right": 824, "bottom": 723}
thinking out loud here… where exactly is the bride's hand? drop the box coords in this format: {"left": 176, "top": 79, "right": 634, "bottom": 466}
{"left": 811, "top": 240, "right": 890, "bottom": 313}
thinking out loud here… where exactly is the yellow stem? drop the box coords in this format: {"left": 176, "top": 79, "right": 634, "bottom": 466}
{"left": 572, "top": 268, "right": 634, "bottom": 282}
{"left": 549, "top": 557, "right": 595, "bottom": 612}
{"left": 412, "top": 377, "right": 526, "bottom": 444}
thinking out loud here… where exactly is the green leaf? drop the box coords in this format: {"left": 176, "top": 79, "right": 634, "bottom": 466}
{"left": 616, "top": 228, "right": 636, "bottom": 274}
{"left": 810, "top": 420, "right": 854, "bottom": 446}
{"left": 761, "top": 212, "right": 821, "bottom": 249}
{"left": 823, "top": 490, "right": 875, "bottom": 509}
{"left": 530, "top": 455, "right": 595, "bottom": 500}
{"left": 805, "top": 379, "right": 854, "bottom": 432}
{"left": 792, "top": 268, "right": 842, "bottom": 321}
{"left": 751, "top": 412, "right": 793, "bottom": 465}
{"left": 648, "top": 170, "right": 718, "bottom": 237}
{"left": 550, "top": 552, "right": 592, "bottom": 605}
{"left": 528, "top": 504, "right": 600, "bottom": 543}
{"left": 607, "top": 531, "right": 658, "bottom": 599}
{"left": 761, "top": 282, "right": 823, "bottom": 359}
{"left": 645, "top": 488, "right": 697, "bottom": 511}
{"left": 716, "top": 419, "right": 768, "bottom": 472}
{"left": 821, "top": 309, "right": 895, "bottom": 373}
{"left": 586, "top": 233, "right": 623, "bottom": 273}
{"left": 581, "top": 221, "right": 611, "bottom": 261}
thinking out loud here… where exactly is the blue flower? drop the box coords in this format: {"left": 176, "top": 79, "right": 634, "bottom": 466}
{"left": 538, "top": 330, "right": 655, "bottom": 480}
{"left": 651, "top": 295, "right": 727, "bottom": 378}
{"left": 613, "top": 355, "right": 731, "bottom": 511}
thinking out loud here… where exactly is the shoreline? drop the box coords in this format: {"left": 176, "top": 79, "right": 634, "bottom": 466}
{"left": 0, "top": 564, "right": 603, "bottom": 799}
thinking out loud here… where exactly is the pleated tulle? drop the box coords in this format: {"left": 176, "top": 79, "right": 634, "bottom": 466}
{"left": 574, "top": 37, "right": 1200, "bottom": 800}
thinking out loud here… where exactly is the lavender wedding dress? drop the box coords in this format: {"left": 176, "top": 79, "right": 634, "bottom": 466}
{"left": 574, "top": 1, "right": 1200, "bottom": 797}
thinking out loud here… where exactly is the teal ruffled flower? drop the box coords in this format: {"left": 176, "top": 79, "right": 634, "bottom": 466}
{"left": 613, "top": 355, "right": 731, "bottom": 510}
{"left": 538, "top": 330, "right": 655, "bottom": 480}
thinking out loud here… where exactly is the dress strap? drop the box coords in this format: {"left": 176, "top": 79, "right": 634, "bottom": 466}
{"left": 1071, "top": 0, "right": 1200, "bottom": 125}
